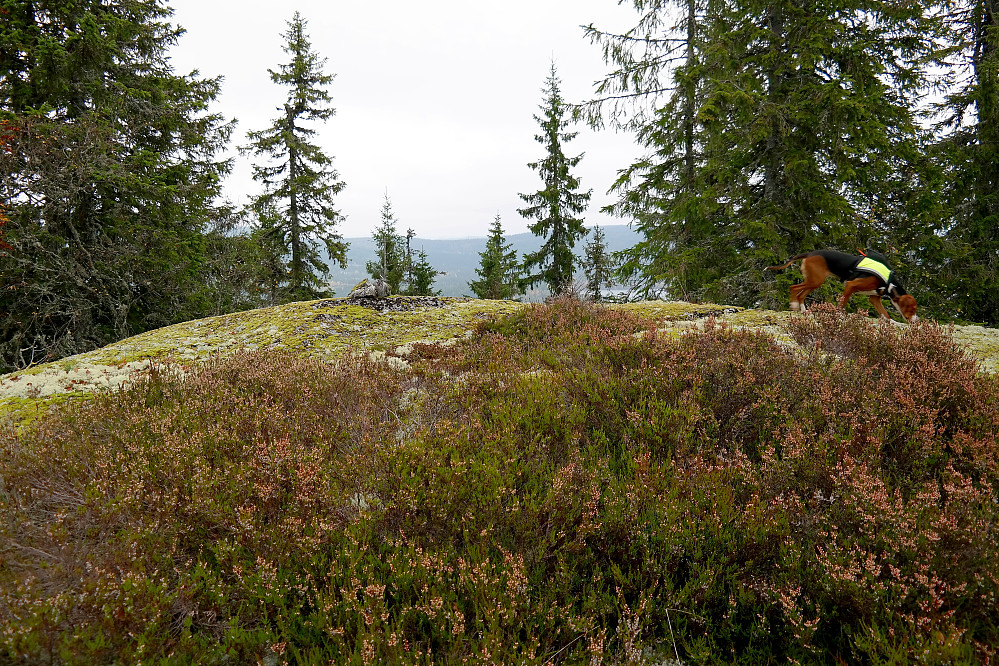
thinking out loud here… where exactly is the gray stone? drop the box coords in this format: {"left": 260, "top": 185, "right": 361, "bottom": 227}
{"left": 348, "top": 279, "right": 390, "bottom": 299}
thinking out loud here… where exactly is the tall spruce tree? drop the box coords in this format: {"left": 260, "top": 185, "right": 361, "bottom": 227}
{"left": 582, "top": 225, "right": 616, "bottom": 301}
{"left": 519, "top": 64, "right": 592, "bottom": 296}
{"left": 241, "top": 11, "right": 346, "bottom": 303}
{"left": 588, "top": 1, "right": 945, "bottom": 307}
{"left": 935, "top": 0, "right": 999, "bottom": 323}
{"left": 469, "top": 214, "right": 521, "bottom": 299}
{"left": 0, "top": 0, "right": 234, "bottom": 371}
{"left": 585, "top": 0, "right": 715, "bottom": 301}
{"left": 366, "top": 194, "right": 406, "bottom": 294}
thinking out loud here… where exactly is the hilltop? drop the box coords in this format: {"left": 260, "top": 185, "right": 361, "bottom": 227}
{"left": 3, "top": 298, "right": 998, "bottom": 428}
{"left": 2, "top": 298, "right": 999, "bottom": 664}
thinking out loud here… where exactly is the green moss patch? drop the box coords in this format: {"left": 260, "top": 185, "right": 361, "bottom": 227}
{"left": 0, "top": 297, "right": 526, "bottom": 425}
{"left": 612, "top": 300, "right": 744, "bottom": 321}
{"left": 4, "top": 297, "right": 999, "bottom": 427}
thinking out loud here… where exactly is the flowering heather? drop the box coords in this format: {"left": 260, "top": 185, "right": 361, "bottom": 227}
{"left": 1, "top": 299, "right": 997, "bottom": 664}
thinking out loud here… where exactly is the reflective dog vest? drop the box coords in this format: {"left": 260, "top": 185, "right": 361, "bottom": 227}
{"left": 855, "top": 257, "right": 891, "bottom": 284}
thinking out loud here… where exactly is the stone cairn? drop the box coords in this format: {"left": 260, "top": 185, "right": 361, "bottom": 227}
{"left": 313, "top": 279, "right": 455, "bottom": 313}
{"left": 347, "top": 279, "right": 390, "bottom": 299}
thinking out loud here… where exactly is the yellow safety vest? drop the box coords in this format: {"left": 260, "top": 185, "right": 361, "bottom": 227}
{"left": 856, "top": 257, "right": 891, "bottom": 283}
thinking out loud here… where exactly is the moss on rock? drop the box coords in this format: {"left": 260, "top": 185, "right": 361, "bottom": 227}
{"left": 4, "top": 296, "right": 998, "bottom": 428}
{"left": 0, "top": 297, "right": 524, "bottom": 428}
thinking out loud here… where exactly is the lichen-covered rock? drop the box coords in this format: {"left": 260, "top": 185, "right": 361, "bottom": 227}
{"left": 348, "top": 279, "right": 390, "bottom": 298}
{"left": 325, "top": 295, "right": 454, "bottom": 313}
{"left": 3, "top": 298, "right": 998, "bottom": 429}
{"left": 0, "top": 297, "right": 524, "bottom": 428}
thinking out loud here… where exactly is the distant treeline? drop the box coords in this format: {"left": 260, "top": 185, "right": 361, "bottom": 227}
{"left": 326, "top": 226, "right": 641, "bottom": 300}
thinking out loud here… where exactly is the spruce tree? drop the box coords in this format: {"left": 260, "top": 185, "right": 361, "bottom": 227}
{"left": 392, "top": 227, "right": 437, "bottom": 296}
{"left": 582, "top": 225, "right": 616, "bottom": 302}
{"left": 0, "top": 0, "right": 234, "bottom": 371}
{"left": 403, "top": 228, "right": 417, "bottom": 293}
{"left": 248, "top": 204, "right": 291, "bottom": 306}
{"left": 519, "top": 64, "right": 592, "bottom": 296}
{"left": 935, "top": 0, "right": 999, "bottom": 323}
{"left": 242, "top": 11, "right": 346, "bottom": 303}
{"left": 404, "top": 248, "right": 441, "bottom": 297}
{"left": 469, "top": 215, "right": 521, "bottom": 299}
{"left": 366, "top": 194, "right": 405, "bottom": 294}
{"left": 587, "top": 1, "right": 945, "bottom": 307}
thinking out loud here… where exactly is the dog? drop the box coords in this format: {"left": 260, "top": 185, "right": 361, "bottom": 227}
{"left": 767, "top": 249, "right": 918, "bottom": 324}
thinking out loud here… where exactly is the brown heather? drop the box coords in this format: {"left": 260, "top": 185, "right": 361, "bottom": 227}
{"left": 1, "top": 298, "right": 997, "bottom": 664}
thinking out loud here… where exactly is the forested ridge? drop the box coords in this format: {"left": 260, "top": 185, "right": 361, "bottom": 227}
{"left": 2, "top": 0, "right": 997, "bottom": 372}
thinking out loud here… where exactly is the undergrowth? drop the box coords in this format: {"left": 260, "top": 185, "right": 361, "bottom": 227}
{"left": 1, "top": 298, "right": 997, "bottom": 664}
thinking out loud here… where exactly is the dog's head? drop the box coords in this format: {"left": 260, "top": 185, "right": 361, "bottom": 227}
{"left": 891, "top": 293, "right": 918, "bottom": 324}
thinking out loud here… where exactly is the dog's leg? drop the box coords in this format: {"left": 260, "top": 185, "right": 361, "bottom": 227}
{"left": 789, "top": 284, "right": 804, "bottom": 312}
{"left": 790, "top": 283, "right": 810, "bottom": 312}
{"left": 841, "top": 276, "right": 890, "bottom": 319}
{"left": 867, "top": 295, "right": 896, "bottom": 321}
{"left": 791, "top": 256, "right": 830, "bottom": 313}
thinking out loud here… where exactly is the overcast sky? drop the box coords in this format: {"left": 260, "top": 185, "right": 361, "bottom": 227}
{"left": 165, "top": 0, "right": 644, "bottom": 239}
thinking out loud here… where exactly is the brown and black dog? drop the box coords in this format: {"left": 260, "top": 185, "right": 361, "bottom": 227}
{"left": 767, "top": 249, "right": 918, "bottom": 324}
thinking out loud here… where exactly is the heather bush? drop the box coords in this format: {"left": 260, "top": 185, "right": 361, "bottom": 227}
{"left": 2, "top": 300, "right": 997, "bottom": 664}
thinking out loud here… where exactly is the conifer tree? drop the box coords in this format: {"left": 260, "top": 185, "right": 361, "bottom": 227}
{"left": 935, "top": 0, "right": 999, "bottom": 323}
{"left": 404, "top": 248, "right": 441, "bottom": 297}
{"left": 0, "top": 0, "right": 234, "bottom": 371}
{"left": 393, "top": 227, "right": 438, "bottom": 296}
{"left": 469, "top": 214, "right": 521, "bottom": 299}
{"left": 242, "top": 12, "right": 346, "bottom": 302}
{"left": 366, "top": 194, "right": 405, "bottom": 294}
{"left": 582, "top": 225, "right": 616, "bottom": 301}
{"left": 248, "top": 204, "right": 291, "bottom": 306}
{"left": 402, "top": 228, "right": 417, "bottom": 293}
{"left": 519, "top": 64, "right": 592, "bottom": 296}
{"left": 587, "top": 1, "right": 945, "bottom": 307}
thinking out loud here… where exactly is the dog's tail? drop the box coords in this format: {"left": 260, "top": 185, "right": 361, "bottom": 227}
{"left": 765, "top": 253, "right": 810, "bottom": 272}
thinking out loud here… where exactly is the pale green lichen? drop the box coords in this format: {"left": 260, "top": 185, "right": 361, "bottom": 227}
{"left": 611, "top": 301, "right": 795, "bottom": 345}
{"left": 3, "top": 297, "right": 998, "bottom": 429}
{"left": 0, "top": 297, "right": 525, "bottom": 428}
{"left": 613, "top": 300, "right": 744, "bottom": 321}
{"left": 950, "top": 324, "right": 999, "bottom": 374}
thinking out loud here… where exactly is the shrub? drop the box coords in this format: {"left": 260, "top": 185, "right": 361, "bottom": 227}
{"left": 1, "top": 301, "right": 997, "bottom": 664}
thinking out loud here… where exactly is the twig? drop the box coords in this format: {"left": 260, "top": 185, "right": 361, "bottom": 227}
{"left": 544, "top": 633, "right": 585, "bottom": 665}
{"left": 663, "top": 606, "right": 705, "bottom": 621}
{"left": 665, "top": 606, "right": 681, "bottom": 664}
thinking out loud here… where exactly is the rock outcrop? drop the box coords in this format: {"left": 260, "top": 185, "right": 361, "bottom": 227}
{"left": 3, "top": 298, "right": 998, "bottom": 429}
{"left": 348, "top": 279, "right": 390, "bottom": 299}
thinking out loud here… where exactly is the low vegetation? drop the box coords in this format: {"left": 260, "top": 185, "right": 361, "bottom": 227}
{"left": 2, "top": 299, "right": 997, "bottom": 664}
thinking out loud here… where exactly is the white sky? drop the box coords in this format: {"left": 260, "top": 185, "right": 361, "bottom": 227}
{"left": 166, "top": 0, "right": 643, "bottom": 239}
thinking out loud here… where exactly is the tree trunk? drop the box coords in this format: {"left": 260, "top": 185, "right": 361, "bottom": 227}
{"left": 286, "top": 106, "right": 302, "bottom": 292}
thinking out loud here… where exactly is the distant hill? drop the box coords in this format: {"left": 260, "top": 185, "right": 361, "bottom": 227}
{"left": 326, "top": 224, "right": 642, "bottom": 299}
